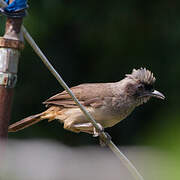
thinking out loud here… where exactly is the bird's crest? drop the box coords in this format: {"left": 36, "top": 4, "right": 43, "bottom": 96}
{"left": 126, "top": 68, "right": 156, "bottom": 85}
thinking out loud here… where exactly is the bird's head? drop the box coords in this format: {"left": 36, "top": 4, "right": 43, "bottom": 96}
{"left": 124, "top": 68, "right": 165, "bottom": 105}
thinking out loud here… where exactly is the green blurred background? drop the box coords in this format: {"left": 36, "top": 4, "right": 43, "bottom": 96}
{"left": 0, "top": 0, "right": 179, "bottom": 152}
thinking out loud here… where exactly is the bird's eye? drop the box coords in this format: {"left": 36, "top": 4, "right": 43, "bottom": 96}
{"left": 137, "top": 84, "right": 144, "bottom": 90}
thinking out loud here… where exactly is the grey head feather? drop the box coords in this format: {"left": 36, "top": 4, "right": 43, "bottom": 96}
{"left": 125, "top": 68, "right": 156, "bottom": 85}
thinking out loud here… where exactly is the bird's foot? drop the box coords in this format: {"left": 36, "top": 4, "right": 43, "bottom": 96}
{"left": 92, "top": 123, "right": 104, "bottom": 137}
{"left": 92, "top": 124, "right": 111, "bottom": 147}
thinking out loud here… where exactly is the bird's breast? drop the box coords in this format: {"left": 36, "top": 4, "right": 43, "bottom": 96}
{"left": 93, "top": 103, "right": 135, "bottom": 128}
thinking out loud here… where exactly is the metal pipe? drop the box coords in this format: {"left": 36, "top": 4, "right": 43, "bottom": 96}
{"left": 0, "top": 0, "right": 24, "bottom": 138}
{"left": 0, "top": 87, "right": 13, "bottom": 138}
{"left": 0, "top": 47, "right": 20, "bottom": 138}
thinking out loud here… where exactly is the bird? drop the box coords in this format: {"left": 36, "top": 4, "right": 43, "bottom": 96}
{"left": 8, "top": 68, "right": 165, "bottom": 136}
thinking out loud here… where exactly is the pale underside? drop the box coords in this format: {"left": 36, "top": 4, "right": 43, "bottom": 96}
{"left": 41, "top": 106, "right": 128, "bottom": 134}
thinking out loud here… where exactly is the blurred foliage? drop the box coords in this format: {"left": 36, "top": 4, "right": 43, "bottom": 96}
{"left": 0, "top": 0, "right": 180, "bottom": 152}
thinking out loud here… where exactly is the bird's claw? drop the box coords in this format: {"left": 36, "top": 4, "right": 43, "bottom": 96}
{"left": 92, "top": 124, "right": 111, "bottom": 146}
{"left": 92, "top": 123, "right": 104, "bottom": 137}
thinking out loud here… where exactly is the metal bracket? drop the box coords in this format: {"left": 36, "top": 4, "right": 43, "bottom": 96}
{"left": 0, "top": 37, "right": 24, "bottom": 50}
{"left": 0, "top": 47, "right": 20, "bottom": 88}
{"left": 0, "top": 72, "right": 17, "bottom": 88}
{"left": 0, "top": 8, "right": 27, "bottom": 18}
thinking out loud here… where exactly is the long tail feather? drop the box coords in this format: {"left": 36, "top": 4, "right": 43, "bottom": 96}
{"left": 8, "top": 113, "right": 43, "bottom": 132}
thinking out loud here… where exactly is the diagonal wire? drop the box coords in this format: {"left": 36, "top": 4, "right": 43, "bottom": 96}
{"left": 22, "top": 26, "right": 144, "bottom": 180}
{"left": 0, "top": 1, "right": 144, "bottom": 180}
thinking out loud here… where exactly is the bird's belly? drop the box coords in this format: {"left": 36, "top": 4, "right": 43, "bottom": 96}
{"left": 95, "top": 114, "right": 125, "bottom": 128}
{"left": 56, "top": 105, "right": 134, "bottom": 129}
{"left": 94, "top": 106, "right": 135, "bottom": 128}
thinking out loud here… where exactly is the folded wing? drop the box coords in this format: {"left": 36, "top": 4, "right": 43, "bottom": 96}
{"left": 43, "top": 83, "right": 113, "bottom": 108}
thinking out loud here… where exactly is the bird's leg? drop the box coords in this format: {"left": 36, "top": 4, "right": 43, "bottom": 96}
{"left": 92, "top": 123, "right": 112, "bottom": 147}
{"left": 73, "top": 123, "right": 94, "bottom": 134}
{"left": 73, "top": 122, "right": 103, "bottom": 136}
{"left": 73, "top": 122, "right": 111, "bottom": 146}
{"left": 63, "top": 119, "right": 81, "bottom": 133}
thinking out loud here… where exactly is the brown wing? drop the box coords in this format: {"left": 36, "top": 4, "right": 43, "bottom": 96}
{"left": 43, "top": 83, "right": 113, "bottom": 108}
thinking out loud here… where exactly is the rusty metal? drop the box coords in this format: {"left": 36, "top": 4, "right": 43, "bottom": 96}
{"left": 5, "top": 17, "right": 22, "bottom": 33}
{"left": 0, "top": 37, "right": 24, "bottom": 50}
{"left": 0, "top": 73, "right": 17, "bottom": 87}
{"left": 4, "top": 17, "right": 24, "bottom": 41}
{"left": 2, "top": 0, "right": 24, "bottom": 42}
{"left": 0, "top": 0, "right": 24, "bottom": 139}
{"left": 0, "top": 87, "right": 13, "bottom": 138}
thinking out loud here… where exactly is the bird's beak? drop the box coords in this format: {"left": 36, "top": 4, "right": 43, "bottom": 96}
{"left": 142, "top": 90, "right": 165, "bottom": 100}
{"left": 150, "top": 90, "right": 165, "bottom": 99}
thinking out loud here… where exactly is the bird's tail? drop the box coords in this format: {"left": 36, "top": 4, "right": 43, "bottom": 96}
{"left": 8, "top": 106, "right": 63, "bottom": 132}
{"left": 8, "top": 113, "right": 44, "bottom": 132}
